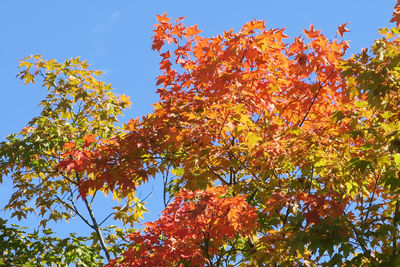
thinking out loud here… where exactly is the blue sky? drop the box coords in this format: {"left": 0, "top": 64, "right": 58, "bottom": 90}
{"left": 0, "top": 0, "right": 396, "bottom": 242}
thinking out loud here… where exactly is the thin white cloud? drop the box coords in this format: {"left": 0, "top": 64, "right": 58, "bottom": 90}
{"left": 110, "top": 11, "right": 121, "bottom": 20}
{"left": 92, "top": 10, "right": 121, "bottom": 34}
{"left": 93, "top": 24, "right": 109, "bottom": 34}
{"left": 95, "top": 47, "right": 107, "bottom": 54}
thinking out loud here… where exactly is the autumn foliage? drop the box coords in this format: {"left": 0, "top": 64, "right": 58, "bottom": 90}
{"left": 111, "top": 187, "right": 257, "bottom": 266}
{"left": 2, "top": 2, "right": 400, "bottom": 266}
{"left": 66, "top": 14, "right": 352, "bottom": 198}
{"left": 52, "top": 7, "right": 400, "bottom": 265}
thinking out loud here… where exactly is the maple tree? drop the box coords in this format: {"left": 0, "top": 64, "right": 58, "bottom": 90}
{"left": 2, "top": 2, "right": 400, "bottom": 266}
{"left": 81, "top": 14, "right": 353, "bottom": 265}
{"left": 0, "top": 218, "right": 103, "bottom": 266}
{"left": 0, "top": 56, "right": 146, "bottom": 264}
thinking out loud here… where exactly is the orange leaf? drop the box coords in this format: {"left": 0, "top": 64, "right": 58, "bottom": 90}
{"left": 391, "top": 1, "right": 400, "bottom": 26}
{"left": 303, "top": 24, "right": 321, "bottom": 39}
{"left": 84, "top": 135, "right": 97, "bottom": 147}
{"left": 156, "top": 13, "right": 170, "bottom": 24}
{"left": 337, "top": 23, "right": 350, "bottom": 38}
{"left": 63, "top": 142, "right": 76, "bottom": 150}
{"left": 185, "top": 25, "right": 201, "bottom": 37}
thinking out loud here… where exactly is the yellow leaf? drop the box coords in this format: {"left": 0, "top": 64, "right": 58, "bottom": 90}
{"left": 246, "top": 132, "right": 262, "bottom": 149}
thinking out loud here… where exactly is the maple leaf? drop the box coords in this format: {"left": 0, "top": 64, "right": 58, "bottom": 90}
{"left": 152, "top": 39, "right": 164, "bottom": 52}
{"left": 303, "top": 24, "right": 321, "bottom": 39}
{"left": 304, "top": 209, "right": 320, "bottom": 226}
{"left": 84, "top": 134, "right": 97, "bottom": 147}
{"left": 156, "top": 12, "right": 170, "bottom": 24}
{"left": 58, "top": 159, "right": 76, "bottom": 173}
{"left": 63, "top": 142, "right": 76, "bottom": 150}
{"left": 391, "top": 1, "right": 400, "bottom": 26}
{"left": 185, "top": 25, "right": 201, "bottom": 37}
{"left": 337, "top": 23, "right": 350, "bottom": 38}
{"left": 119, "top": 93, "right": 131, "bottom": 105}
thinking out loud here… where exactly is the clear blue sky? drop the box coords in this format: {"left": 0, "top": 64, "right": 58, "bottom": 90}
{"left": 0, "top": 0, "right": 396, "bottom": 239}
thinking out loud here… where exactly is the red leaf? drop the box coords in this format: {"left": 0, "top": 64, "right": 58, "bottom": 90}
{"left": 337, "top": 23, "right": 350, "bottom": 38}
{"left": 152, "top": 39, "right": 164, "bottom": 52}
{"left": 391, "top": 1, "right": 400, "bottom": 26}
